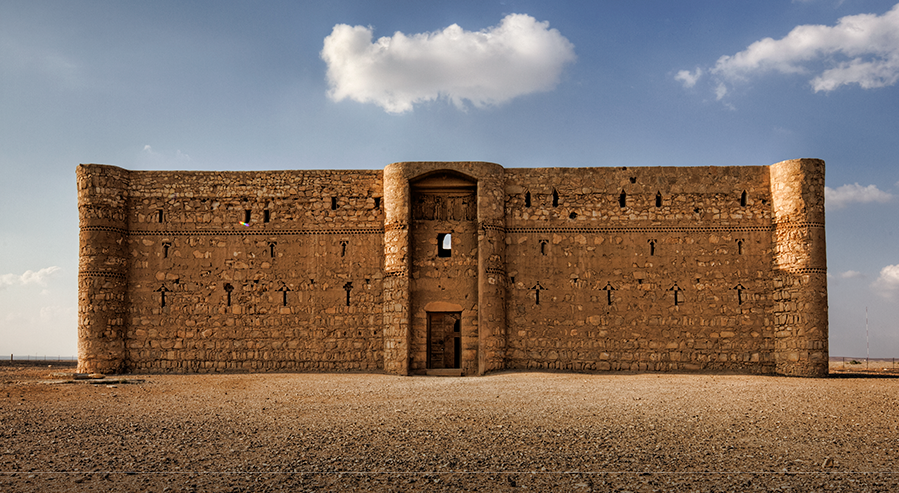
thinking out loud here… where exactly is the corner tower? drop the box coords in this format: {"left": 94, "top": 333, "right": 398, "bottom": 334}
{"left": 769, "top": 158, "right": 828, "bottom": 376}
{"left": 76, "top": 164, "right": 130, "bottom": 373}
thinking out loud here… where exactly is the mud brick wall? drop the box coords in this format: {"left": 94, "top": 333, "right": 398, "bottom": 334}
{"left": 77, "top": 159, "right": 827, "bottom": 376}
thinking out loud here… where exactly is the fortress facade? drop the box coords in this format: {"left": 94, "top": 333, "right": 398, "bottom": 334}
{"left": 77, "top": 159, "right": 828, "bottom": 377}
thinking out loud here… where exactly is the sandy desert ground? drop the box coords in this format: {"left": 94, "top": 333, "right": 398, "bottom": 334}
{"left": 2, "top": 362, "right": 899, "bottom": 492}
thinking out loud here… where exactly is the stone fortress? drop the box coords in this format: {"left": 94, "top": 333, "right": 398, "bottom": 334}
{"left": 77, "top": 159, "right": 828, "bottom": 377}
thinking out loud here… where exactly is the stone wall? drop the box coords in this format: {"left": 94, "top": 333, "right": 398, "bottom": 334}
{"left": 77, "top": 159, "right": 828, "bottom": 376}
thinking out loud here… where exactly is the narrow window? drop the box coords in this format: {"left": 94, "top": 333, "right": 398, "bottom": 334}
{"left": 619, "top": 191, "right": 627, "bottom": 208}
{"left": 669, "top": 284, "right": 682, "bottom": 306}
{"left": 437, "top": 234, "right": 452, "bottom": 258}
{"left": 737, "top": 239, "right": 744, "bottom": 255}
{"left": 532, "top": 282, "right": 545, "bottom": 305}
{"left": 157, "top": 209, "right": 164, "bottom": 223}
{"left": 603, "top": 283, "right": 615, "bottom": 306}
{"left": 156, "top": 286, "right": 169, "bottom": 308}
{"left": 552, "top": 189, "right": 559, "bottom": 207}
{"left": 343, "top": 282, "right": 353, "bottom": 307}
{"left": 244, "top": 210, "right": 251, "bottom": 224}
{"left": 163, "top": 242, "right": 171, "bottom": 259}
{"left": 655, "top": 192, "right": 662, "bottom": 208}
{"left": 539, "top": 239, "right": 548, "bottom": 255}
{"left": 649, "top": 239, "right": 656, "bottom": 256}
{"left": 374, "top": 197, "right": 381, "bottom": 210}
{"left": 524, "top": 191, "right": 531, "bottom": 207}
{"left": 269, "top": 242, "right": 276, "bottom": 257}
{"left": 331, "top": 197, "right": 338, "bottom": 210}
{"left": 734, "top": 284, "right": 746, "bottom": 305}
{"left": 740, "top": 191, "right": 747, "bottom": 207}
{"left": 263, "top": 209, "right": 270, "bottom": 223}
{"left": 340, "top": 240, "right": 349, "bottom": 257}
{"left": 282, "top": 290, "right": 288, "bottom": 306}
{"left": 224, "top": 283, "right": 234, "bottom": 307}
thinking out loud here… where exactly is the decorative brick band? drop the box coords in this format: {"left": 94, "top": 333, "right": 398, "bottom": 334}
{"left": 79, "top": 271, "right": 127, "bottom": 280}
{"left": 384, "top": 223, "right": 409, "bottom": 232}
{"left": 384, "top": 269, "right": 409, "bottom": 278}
{"left": 81, "top": 226, "right": 128, "bottom": 235}
{"left": 506, "top": 225, "right": 776, "bottom": 234}
{"left": 774, "top": 221, "right": 825, "bottom": 229}
{"left": 125, "top": 228, "right": 384, "bottom": 236}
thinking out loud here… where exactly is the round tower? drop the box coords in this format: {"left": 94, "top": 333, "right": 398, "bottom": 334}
{"left": 769, "top": 158, "right": 828, "bottom": 377}
{"left": 76, "top": 164, "right": 130, "bottom": 373}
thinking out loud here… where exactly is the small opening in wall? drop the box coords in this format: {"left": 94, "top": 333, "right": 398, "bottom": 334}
{"left": 157, "top": 209, "right": 164, "bottom": 223}
{"left": 532, "top": 282, "right": 545, "bottom": 305}
{"left": 734, "top": 284, "right": 746, "bottom": 305}
{"left": 656, "top": 192, "right": 662, "bottom": 208}
{"left": 694, "top": 208, "right": 701, "bottom": 214}
{"left": 244, "top": 210, "right": 251, "bottom": 224}
{"left": 269, "top": 242, "right": 276, "bottom": 257}
{"left": 539, "top": 239, "right": 548, "bottom": 255}
{"left": 263, "top": 210, "right": 270, "bottom": 223}
{"left": 331, "top": 197, "right": 338, "bottom": 210}
{"left": 510, "top": 276, "right": 516, "bottom": 284}
{"left": 629, "top": 177, "right": 637, "bottom": 184}
{"left": 740, "top": 191, "right": 747, "bottom": 207}
{"left": 437, "top": 233, "right": 452, "bottom": 258}
{"left": 224, "top": 283, "right": 234, "bottom": 307}
{"left": 525, "top": 191, "right": 531, "bottom": 207}
{"left": 603, "top": 283, "right": 615, "bottom": 306}
{"left": 374, "top": 197, "right": 381, "bottom": 210}
{"left": 649, "top": 239, "right": 656, "bottom": 256}
{"left": 163, "top": 242, "right": 171, "bottom": 259}
{"left": 737, "top": 239, "right": 744, "bottom": 255}
{"left": 569, "top": 212, "right": 578, "bottom": 219}
{"left": 552, "top": 189, "right": 559, "bottom": 207}
{"left": 619, "top": 191, "right": 627, "bottom": 208}
{"left": 340, "top": 240, "right": 349, "bottom": 257}
{"left": 343, "top": 281, "right": 353, "bottom": 307}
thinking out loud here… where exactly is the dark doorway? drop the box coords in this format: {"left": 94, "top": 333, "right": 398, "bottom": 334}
{"left": 427, "top": 312, "right": 461, "bottom": 369}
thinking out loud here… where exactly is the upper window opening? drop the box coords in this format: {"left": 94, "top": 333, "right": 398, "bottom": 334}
{"left": 619, "top": 191, "right": 627, "bottom": 208}
{"left": 263, "top": 210, "right": 270, "bottom": 223}
{"left": 437, "top": 233, "right": 452, "bottom": 258}
{"left": 740, "top": 191, "right": 747, "bottom": 207}
{"left": 524, "top": 191, "right": 531, "bottom": 207}
{"left": 374, "top": 197, "right": 381, "bottom": 210}
{"left": 552, "top": 189, "right": 559, "bottom": 207}
{"left": 655, "top": 192, "right": 662, "bottom": 208}
{"left": 243, "top": 210, "right": 251, "bottom": 224}
{"left": 331, "top": 197, "right": 338, "bottom": 210}
{"left": 157, "top": 209, "right": 164, "bottom": 223}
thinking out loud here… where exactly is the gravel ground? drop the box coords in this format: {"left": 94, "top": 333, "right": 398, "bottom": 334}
{"left": 2, "top": 363, "right": 899, "bottom": 492}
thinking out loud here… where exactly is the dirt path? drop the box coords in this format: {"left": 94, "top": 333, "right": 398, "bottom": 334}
{"left": 2, "top": 365, "right": 898, "bottom": 491}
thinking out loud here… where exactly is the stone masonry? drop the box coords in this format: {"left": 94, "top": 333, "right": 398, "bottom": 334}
{"left": 77, "top": 159, "right": 828, "bottom": 377}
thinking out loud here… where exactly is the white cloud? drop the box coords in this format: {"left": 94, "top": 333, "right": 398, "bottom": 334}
{"left": 321, "top": 14, "right": 576, "bottom": 113}
{"left": 872, "top": 264, "right": 899, "bottom": 297}
{"left": 0, "top": 266, "right": 61, "bottom": 290}
{"left": 675, "top": 68, "right": 703, "bottom": 88}
{"left": 840, "top": 270, "right": 863, "bottom": 279}
{"left": 825, "top": 183, "right": 894, "bottom": 209}
{"left": 687, "top": 3, "right": 899, "bottom": 97}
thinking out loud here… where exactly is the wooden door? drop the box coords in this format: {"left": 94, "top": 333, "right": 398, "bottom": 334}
{"left": 427, "top": 312, "right": 461, "bottom": 369}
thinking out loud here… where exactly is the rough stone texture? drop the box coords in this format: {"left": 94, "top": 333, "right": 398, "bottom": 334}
{"left": 3, "top": 367, "right": 898, "bottom": 492}
{"left": 77, "top": 159, "right": 828, "bottom": 376}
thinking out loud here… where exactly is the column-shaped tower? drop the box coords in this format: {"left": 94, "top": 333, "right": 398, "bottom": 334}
{"left": 770, "top": 158, "right": 828, "bottom": 376}
{"left": 76, "top": 164, "right": 130, "bottom": 373}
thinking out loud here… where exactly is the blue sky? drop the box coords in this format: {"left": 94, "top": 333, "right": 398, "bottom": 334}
{"left": 1, "top": 0, "right": 897, "bottom": 358}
